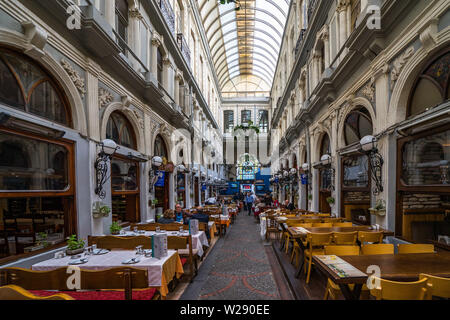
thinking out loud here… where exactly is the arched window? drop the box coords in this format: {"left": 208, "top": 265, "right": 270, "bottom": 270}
{"left": 408, "top": 50, "right": 450, "bottom": 117}
{"left": 344, "top": 107, "right": 373, "bottom": 145}
{"left": 154, "top": 134, "right": 168, "bottom": 161}
{"left": 0, "top": 49, "right": 71, "bottom": 126}
{"left": 106, "top": 111, "right": 136, "bottom": 149}
{"left": 320, "top": 134, "right": 331, "bottom": 157}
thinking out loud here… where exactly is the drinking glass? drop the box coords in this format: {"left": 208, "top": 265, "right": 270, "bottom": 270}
{"left": 179, "top": 226, "right": 184, "bottom": 233}
{"left": 133, "top": 227, "right": 138, "bottom": 233}
{"left": 156, "top": 226, "right": 160, "bottom": 233}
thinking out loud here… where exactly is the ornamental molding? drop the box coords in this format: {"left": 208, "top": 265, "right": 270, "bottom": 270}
{"left": 121, "top": 95, "right": 132, "bottom": 108}
{"left": 360, "top": 79, "right": 375, "bottom": 102}
{"left": 419, "top": 18, "right": 439, "bottom": 53}
{"left": 151, "top": 32, "right": 163, "bottom": 47}
{"left": 129, "top": 7, "right": 143, "bottom": 19}
{"left": 337, "top": 0, "right": 350, "bottom": 12}
{"left": 60, "top": 58, "right": 85, "bottom": 98}
{"left": 98, "top": 88, "right": 113, "bottom": 108}
{"left": 21, "top": 20, "right": 48, "bottom": 58}
{"left": 131, "top": 108, "right": 144, "bottom": 129}
{"left": 390, "top": 45, "right": 415, "bottom": 90}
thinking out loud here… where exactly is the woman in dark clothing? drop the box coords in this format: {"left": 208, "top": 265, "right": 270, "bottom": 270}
{"left": 158, "top": 209, "right": 175, "bottom": 224}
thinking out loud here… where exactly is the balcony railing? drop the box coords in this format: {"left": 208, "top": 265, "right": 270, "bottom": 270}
{"left": 159, "top": 0, "right": 175, "bottom": 35}
{"left": 294, "top": 29, "right": 307, "bottom": 57}
{"left": 177, "top": 33, "right": 191, "bottom": 68}
{"left": 307, "top": 0, "right": 319, "bottom": 23}
{"left": 112, "top": 29, "right": 149, "bottom": 74}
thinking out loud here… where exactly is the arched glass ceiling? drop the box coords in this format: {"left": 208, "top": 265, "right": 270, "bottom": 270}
{"left": 198, "top": 0, "right": 290, "bottom": 95}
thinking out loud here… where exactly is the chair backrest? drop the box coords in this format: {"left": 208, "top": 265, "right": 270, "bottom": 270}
{"left": 397, "top": 244, "right": 435, "bottom": 254}
{"left": 324, "top": 245, "right": 360, "bottom": 256}
{"left": 0, "top": 267, "right": 149, "bottom": 300}
{"left": 419, "top": 273, "right": 450, "bottom": 299}
{"left": 88, "top": 235, "right": 152, "bottom": 250}
{"left": 361, "top": 244, "right": 394, "bottom": 255}
{"left": 266, "top": 216, "right": 278, "bottom": 229}
{"left": 198, "top": 222, "right": 207, "bottom": 232}
{"left": 332, "top": 231, "right": 358, "bottom": 245}
{"left": 333, "top": 222, "right": 353, "bottom": 227}
{"left": 167, "top": 235, "right": 188, "bottom": 250}
{"left": 312, "top": 223, "right": 333, "bottom": 228}
{"left": 306, "top": 233, "right": 333, "bottom": 247}
{"left": 358, "top": 231, "right": 384, "bottom": 244}
{"left": 291, "top": 223, "right": 313, "bottom": 228}
{"left": 0, "top": 285, "right": 73, "bottom": 300}
{"left": 370, "top": 277, "right": 432, "bottom": 300}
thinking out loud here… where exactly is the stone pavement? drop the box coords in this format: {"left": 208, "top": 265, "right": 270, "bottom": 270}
{"left": 181, "top": 212, "right": 281, "bottom": 300}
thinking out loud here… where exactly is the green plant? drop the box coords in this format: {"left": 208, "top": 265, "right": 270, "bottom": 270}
{"left": 152, "top": 199, "right": 159, "bottom": 205}
{"left": 326, "top": 197, "right": 335, "bottom": 204}
{"left": 216, "top": 0, "right": 241, "bottom": 10}
{"left": 308, "top": 194, "right": 313, "bottom": 200}
{"left": 374, "top": 199, "right": 386, "bottom": 211}
{"left": 233, "top": 120, "right": 260, "bottom": 134}
{"left": 110, "top": 221, "right": 122, "bottom": 234}
{"left": 66, "top": 235, "right": 85, "bottom": 251}
{"left": 99, "top": 205, "right": 111, "bottom": 217}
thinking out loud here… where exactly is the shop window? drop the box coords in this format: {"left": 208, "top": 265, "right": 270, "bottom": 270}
{"left": 0, "top": 49, "right": 70, "bottom": 126}
{"left": 258, "top": 110, "right": 269, "bottom": 133}
{"left": 408, "top": 51, "right": 450, "bottom": 117}
{"left": 343, "top": 155, "right": 369, "bottom": 188}
{"left": 224, "top": 110, "right": 234, "bottom": 133}
{"left": 106, "top": 111, "right": 136, "bottom": 149}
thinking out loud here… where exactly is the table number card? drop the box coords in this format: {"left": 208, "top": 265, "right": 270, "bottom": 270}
{"left": 189, "top": 219, "right": 199, "bottom": 235}
{"left": 152, "top": 233, "right": 168, "bottom": 259}
{"left": 316, "top": 255, "right": 367, "bottom": 278}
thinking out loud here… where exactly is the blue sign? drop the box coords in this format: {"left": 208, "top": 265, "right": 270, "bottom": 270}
{"left": 301, "top": 174, "right": 308, "bottom": 185}
{"left": 201, "top": 184, "right": 207, "bottom": 191}
{"left": 155, "top": 171, "right": 165, "bottom": 187}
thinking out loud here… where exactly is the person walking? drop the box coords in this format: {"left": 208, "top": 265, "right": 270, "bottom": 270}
{"left": 245, "top": 192, "right": 254, "bottom": 216}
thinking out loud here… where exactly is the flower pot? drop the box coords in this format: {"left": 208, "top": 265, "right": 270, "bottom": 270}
{"left": 66, "top": 248, "right": 84, "bottom": 256}
{"left": 369, "top": 209, "right": 386, "bottom": 217}
{"left": 93, "top": 212, "right": 102, "bottom": 219}
{"left": 111, "top": 231, "right": 120, "bottom": 235}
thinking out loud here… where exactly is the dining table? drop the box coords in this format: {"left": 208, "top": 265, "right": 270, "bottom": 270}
{"left": 312, "top": 251, "right": 450, "bottom": 300}
{"left": 32, "top": 249, "right": 184, "bottom": 298}
{"left": 119, "top": 230, "right": 209, "bottom": 257}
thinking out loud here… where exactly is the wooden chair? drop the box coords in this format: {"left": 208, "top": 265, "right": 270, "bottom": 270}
{"left": 289, "top": 223, "right": 314, "bottom": 266}
{"left": 369, "top": 277, "right": 432, "bottom": 300}
{"left": 333, "top": 222, "right": 353, "bottom": 227}
{"left": 88, "top": 235, "right": 152, "bottom": 250}
{"left": 397, "top": 244, "right": 435, "bottom": 254}
{"left": 323, "top": 246, "right": 367, "bottom": 300}
{"left": 304, "top": 233, "right": 333, "bottom": 284}
{"left": 332, "top": 231, "right": 358, "bottom": 245}
{"left": 266, "top": 215, "right": 281, "bottom": 241}
{"left": 419, "top": 273, "right": 450, "bottom": 299}
{"left": 358, "top": 231, "right": 384, "bottom": 244}
{"left": 361, "top": 244, "right": 394, "bottom": 255}
{"left": 312, "top": 223, "right": 333, "bottom": 228}
{"left": 0, "top": 285, "right": 74, "bottom": 300}
{"left": 0, "top": 267, "right": 156, "bottom": 300}
{"left": 167, "top": 236, "right": 197, "bottom": 282}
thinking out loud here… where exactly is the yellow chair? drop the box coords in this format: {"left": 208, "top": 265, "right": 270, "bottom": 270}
{"left": 419, "top": 273, "right": 450, "bottom": 299}
{"left": 397, "top": 244, "right": 435, "bottom": 254}
{"left": 304, "top": 233, "right": 333, "bottom": 284}
{"left": 333, "top": 222, "right": 353, "bottom": 227}
{"left": 332, "top": 231, "right": 358, "bottom": 245}
{"left": 370, "top": 277, "right": 432, "bottom": 300}
{"left": 289, "top": 223, "right": 314, "bottom": 266}
{"left": 323, "top": 246, "right": 367, "bottom": 300}
{"left": 358, "top": 231, "right": 384, "bottom": 244}
{"left": 312, "top": 223, "right": 333, "bottom": 228}
{"left": 361, "top": 244, "right": 394, "bottom": 255}
{"left": 0, "top": 285, "right": 74, "bottom": 300}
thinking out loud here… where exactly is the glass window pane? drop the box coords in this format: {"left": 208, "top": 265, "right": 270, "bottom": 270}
{"left": 111, "top": 158, "right": 138, "bottom": 191}
{"left": 106, "top": 112, "right": 136, "bottom": 149}
{"left": 402, "top": 129, "right": 450, "bottom": 185}
{"left": 0, "top": 132, "right": 69, "bottom": 191}
{"left": 0, "top": 57, "right": 24, "bottom": 109}
{"left": 343, "top": 155, "right": 369, "bottom": 187}
{"left": 410, "top": 78, "right": 443, "bottom": 117}
{"left": 29, "top": 81, "right": 67, "bottom": 125}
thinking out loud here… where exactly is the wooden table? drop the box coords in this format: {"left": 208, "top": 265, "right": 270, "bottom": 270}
{"left": 312, "top": 251, "right": 450, "bottom": 300}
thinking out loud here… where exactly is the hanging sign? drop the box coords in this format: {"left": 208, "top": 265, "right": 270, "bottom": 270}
{"left": 301, "top": 174, "right": 308, "bottom": 185}
{"left": 155, "top": 171, "right": 165, "bottom": 187}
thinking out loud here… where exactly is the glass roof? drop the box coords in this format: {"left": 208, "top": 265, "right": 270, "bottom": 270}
{"left": 198, "top": 0, "right": 290, "bottom": 96}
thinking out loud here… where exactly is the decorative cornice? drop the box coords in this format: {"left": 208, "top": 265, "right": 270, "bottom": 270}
{"left": 151, "top": 32, "right": 163, "bottom": 47}
{"left": 98, "top": 88, "right": 113, "bottom": 108}
{"left": 337, "top": 0, "right": 350, "bottom": 12}
{"left": 21, "top": 20, "right": 47, "bottom": 58}
{"left": 419, "top": 18, "right": 439, "bottom": 53}
{"left": 60, "top": 58, "right": 85, "bottom": 98}
{"left": 121, "top": 95, "right": 132, "bottom": 108}
{"left": 360, "top": 79, "right": 375, "bottom": 102}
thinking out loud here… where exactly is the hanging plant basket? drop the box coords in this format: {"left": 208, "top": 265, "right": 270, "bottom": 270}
{"left": 369, "top": 208, "right": 386, "bottom": 216}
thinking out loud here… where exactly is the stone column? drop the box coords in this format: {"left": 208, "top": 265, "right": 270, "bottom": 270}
{"left": 104, "top": 0, "right": 115, "bottom": 30}
{"left": 151, "top": 33, "right": 162, "bottom": 77}
{"left": 129, "top": 7, "right": 142, "bottom": 69}
{"left": 174, "top": 70, "right": 183, "bottom": 107}
{"left": 323, "top": 33, "right": 330, "bottom": 69}
{"left": 298, "top": 84, "right": 304, "bottom": 113}
{"left": 314, "top": 54, "right": 321, "bottom": 87}
{"left": 337, "top": 1, "right": 348, "bottom": 50}
{"left": 85, "top": 59, "right": 100, "bottom": 141}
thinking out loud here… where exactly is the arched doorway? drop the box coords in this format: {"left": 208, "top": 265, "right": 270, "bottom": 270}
{"left": 318, "top": 134, "right": 332, "bottom": 213}
{"left": 107, "top": 111, "right": 140, "bottom": 225}
{"left": 340, "top": 106, "right": 373, "bottom": 224}
{"left": 0, "top": 48, "right": 75, "bottom": 258}
{"left": 153, "top": 134, "right": 170, "bottom": 213}
{"left": 397, "top": 49, "right": 450, "bottom": 243}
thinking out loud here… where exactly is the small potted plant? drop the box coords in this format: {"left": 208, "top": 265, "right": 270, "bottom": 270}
{"left": 308, "top": 194, "right": 313, "bottom": 201}
{"left": 369, "top": 199, "right": 386, "bottom": 216}
{"left": 99, "top": 205, "right": 111, "bottom": 217}
{"left": 110, "top": 221, "right": 122, "bottom": 235}
{"left": 66, "top": 234, "right": 85, "bottom": 256}
{"left": 92, "top": 202, "right": 111, "bottom": 219}
{"left": 326, "top": 196, "right": 335, "bottom": 206}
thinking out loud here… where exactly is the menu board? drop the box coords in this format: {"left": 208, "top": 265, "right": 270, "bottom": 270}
{"left": 152, "top": 233, "right": 168, "bottom": 259}
{"left": 315, "top": 255, "right": 367, "bottom": 278}
{"left": 189, "top": 218, "right": 199, "bottom": 235}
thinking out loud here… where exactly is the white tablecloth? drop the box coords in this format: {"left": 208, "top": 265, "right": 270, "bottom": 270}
{"left": 210, "top": 215, "right": 229, "bottom": 221}
{"left": 260, "top": 215, "right": 267, "bottom": 240}
{"left": 119, "top": 230, "right": 209, "bottom": 257}
{"left": 32, "top": 250, "right": 178, "bottom": 287}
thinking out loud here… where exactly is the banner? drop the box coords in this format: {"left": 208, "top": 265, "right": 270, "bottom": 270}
{"left": 155, "top": 170, "right": 165, "bottom": 187}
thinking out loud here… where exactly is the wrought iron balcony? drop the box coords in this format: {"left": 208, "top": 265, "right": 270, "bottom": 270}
{"left": 177, "top": 33, "right": 191, "bottom": 68}
{"left": 307, "top": 0, "right": 319, "bottom": 23}
{"left": 159, "top": 0, "right": 175, "bottom": 35}
{"left": 294, "top": 29, "right": 307, "bottom": 57}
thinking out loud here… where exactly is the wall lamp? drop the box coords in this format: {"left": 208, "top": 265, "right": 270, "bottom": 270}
{"left": 320, "top": 154, "right": 335, "bottom": 191}
{"left": 149, "top": 156, "right": 163, "bottom": 190}
{"left": 359, "top": 135, "right": 384, "bottom": 194}
{"left": 94, "top": 139, "right": 119, "bottom": 199}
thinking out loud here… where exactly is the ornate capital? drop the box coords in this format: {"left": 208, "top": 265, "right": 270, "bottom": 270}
{"left": 60, "top": 59, "right": 85, "bottom": 98}
{"left": 337, "top": 0, "right": 350, "bottom": 12}
{"left": 98, "top": 88, "right": 113, "bottom": 108}
{"left": 129, "top": 7, "right": 143, "bottom": 19}
{"left": 151, "top": 32, "right": 163, "bottom": 47}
